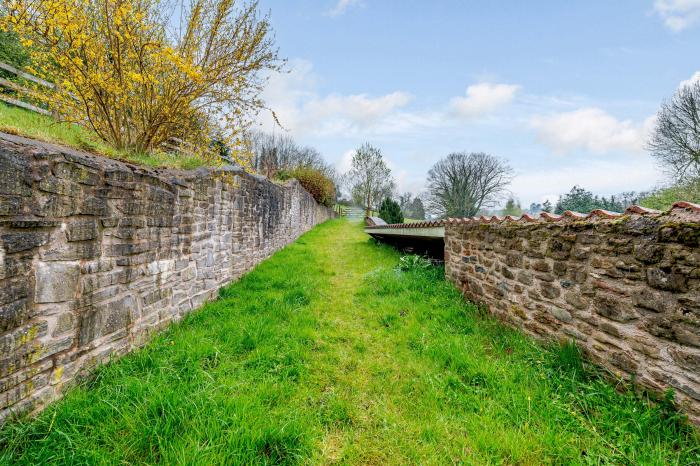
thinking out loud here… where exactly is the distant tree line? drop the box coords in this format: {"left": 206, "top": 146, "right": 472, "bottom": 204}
{"left": 551, "top": 187, "right": 641, "bottom": 214}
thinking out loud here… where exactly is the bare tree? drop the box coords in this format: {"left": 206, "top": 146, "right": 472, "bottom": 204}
{"left": 247, "top": 131, "right": 334, "bottom": 179}
{"left": 649, "top": 80, "right": 700, "bottom": 181}
{"left": 426, "top": 152, "right": 513, "bottom": 218}
{"left": 346, "top": 143, "right": 393, "bottom": 216}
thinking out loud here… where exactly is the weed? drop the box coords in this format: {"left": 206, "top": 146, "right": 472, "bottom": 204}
{"left": 395, "top": 254, "right": 432, "bottom": 272}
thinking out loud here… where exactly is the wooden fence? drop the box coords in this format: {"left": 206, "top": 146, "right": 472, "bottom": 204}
{"left": 0, "top": 60, "right": 54, "bottom": 115}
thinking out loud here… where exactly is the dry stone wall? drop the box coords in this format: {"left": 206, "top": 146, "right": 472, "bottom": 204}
{"left": 0, "top": 133, "right": 334, "bottom": 421}
{"left": 444, "top": 206, "right": 700, "bottom": 422}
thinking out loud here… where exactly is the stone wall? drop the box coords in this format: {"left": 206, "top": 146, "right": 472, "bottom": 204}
{"left": 444, "top": 205, "right": 700, "bottom": 422}
{"left": 0, "top": 133, "right": 334, "bottom": 421}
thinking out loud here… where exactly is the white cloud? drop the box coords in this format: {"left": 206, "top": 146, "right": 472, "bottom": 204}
{"left": 327, "top": 0, "right": 362, "bottom": 17}
{"left": 680, "top": 70, "right": 700, "bottom": 88}
{"left": 260, "top": 62, "right": 524, "bottom": 138}
{"left": 305, "top": 91, "right": 412, "bottom": 126}
{"left": 259, "top": 59, "right": 423, "bottom": 137}
{"left": 530, "top": 107, "right": 655, "bottom": 155}
{"left": 449, "top": 83, "right": 520, "bottom": 119}
{"left": 653, "top": 0, "right": 700, "bottom": 31}
{"left": 335, "top": 149, "right": 355, "bottom": 173}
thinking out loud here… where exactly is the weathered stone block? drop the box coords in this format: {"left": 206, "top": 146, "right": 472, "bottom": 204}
{"left": 547, "top": 238, "right": 572, "bottom": 260}
{"left": 0, "top": 297, "right": 31, "bottom": 333}
{"left": 35, "top": 262, "right": 80, "bottom": 303}
{"left": 0, "top": 278, "right": 29, "bottom": 306}
{"left": 1, "top": 232, "right": 48, "bottom": 253}
{"left": 646, "top": 267, "right": 688, "bottom": 292}
{"left": 505, "top": 251, "right": 522, "bottom": 268}
{"left": 66, "top": 220, "right": 98, "bottom": 242}
{"left": 633, "top": 288, "right": 674, "bottom": 313}
{"left": 549, "top": 306, "right": 573, "bottom": 323}
{"left": 53, "top": 312, "right": 75, "bottom": 336}
{"left": 516, "top": 270, "right": 533, "bottom": 286}
{"left": 565, "top": 291, "right": 589, "bottom": 310}
{"left": 79, "top": 295, "right": 137, "bottom": 346}
{"left": 593, "top": 293, "right": 638, "bottom": 322}
{"left": 0, "top": 155, "right": 31, "bottom": 197}
{"left": 532, "top": 259, "right": 550, "bottom": 273}
{"left": 540, "top": 282, "right": 561, "bottom": 299}
{"left": 0, "top": 196, "right": 22, "bottom": 216}
{"left": 0, "top": 320, "right": 48, "bottom": 355}
{"left": 53, "top": 162, "right": 100, "bottom": 186}
{"left": 610, "top": 351, "right": 639, "bottom": 374}
{"left": 501, "top": 265, "right": 515, "bottom": 280}
{"left": 633, "top": 240, "right": 665, "bottom": 264}
{"left": 42, "top": 241, "right": 100, "bottom": 261}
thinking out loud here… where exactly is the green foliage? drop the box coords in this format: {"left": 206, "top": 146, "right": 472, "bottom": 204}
{"left": 640, "top": 180, "right": 700, "bottom": 211}
{"left": 395, "top": 254, "right": 432, "bottom": 272}
{"left": 0, "top": 220, "right": 697, "bottom": 464}
{"left": 542, "top": 199, "right": 553, "bottom": 213}
{"left": 278, "top": 167, "right": 336, "bottom": 207}
{"left": 398, "top": 192, "right": 426, "bottom": 220}
{"left": 501, "top": 197, "right": 522, "bottom": 216}
{"left": 408, "top": 197, "right": 426, "bottom": 220}
{"left": 0, "top": 31, "right": 29, "bottom": 70}
{"left": 378, "top": 197, "right": 403, "bottom": 224}
{"left": 554, "top": 185, "right": 625, "bottom": 214}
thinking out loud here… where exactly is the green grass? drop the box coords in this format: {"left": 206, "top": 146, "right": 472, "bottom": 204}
{"left": 0, "top": 102, "right": 206, "bottom": 169}
{"left": 1, "top": 219, "right": 698, "bottom": 464}
{"left": 640, "top": 180, "right": 700, "bottom": 211}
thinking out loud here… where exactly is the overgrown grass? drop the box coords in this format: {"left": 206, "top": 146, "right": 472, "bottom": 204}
{"left": 0, "top": 220, "right": 698, "bottom": 464}
{"left": 0, "top": 102, "right": 205, "bottom": 169}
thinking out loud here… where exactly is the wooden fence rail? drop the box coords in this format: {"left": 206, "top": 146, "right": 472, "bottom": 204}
{"left": 0, "top": 60, "right": 53, "bottom": 115}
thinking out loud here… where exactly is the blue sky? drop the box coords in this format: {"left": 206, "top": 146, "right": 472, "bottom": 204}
{"left": 256, "top": 0, "right": 700, "bottom": 206}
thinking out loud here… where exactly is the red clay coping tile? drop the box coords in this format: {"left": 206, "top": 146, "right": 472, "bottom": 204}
{"left": 364, "top": 201, "right": 700, "bottom": 229}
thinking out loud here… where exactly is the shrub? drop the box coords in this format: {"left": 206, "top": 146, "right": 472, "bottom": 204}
{"left": 1, "top": 0, "right": 280, "bottom": 161}
{"left": 395, "top": 254, "right": 432, "bottom": 272}
{"left": 379, "top": 198, "right": 403, "bottom": 224}
{"left": 281, "top": 168, "right": 336, "bottom": 207}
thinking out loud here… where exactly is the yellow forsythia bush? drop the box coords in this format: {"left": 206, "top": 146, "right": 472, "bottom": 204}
{"left": 0, "top": 0, "right": 280, "bottom": 165}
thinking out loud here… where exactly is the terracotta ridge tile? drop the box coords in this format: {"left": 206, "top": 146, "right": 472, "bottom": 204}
{"left": 540, "top": 212, "right": 562, "bottom": 222}
{"left": 518, "top": 213, "right": 538, "bottom": 222}
{"left": 587, "top": 209, "right": 623, "bottom": 219}
{"left": 625, "top": 205, "right": 660, "bottom": 215}
{"left": 562, "top": 210, "right": 586, "bottom": 219}
{"left": 671, "top": 201, "right": 700, "bottom": 213}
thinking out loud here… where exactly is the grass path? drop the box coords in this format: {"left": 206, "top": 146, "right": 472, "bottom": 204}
{"left": 1, "top": 219, "right": 698, "bottom": 464}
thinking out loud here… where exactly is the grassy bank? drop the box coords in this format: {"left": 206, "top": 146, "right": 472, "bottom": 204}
{"left": 0, "top": 219, "right": 697, "bottom": 464}
{"left": 0, "top": 102, "right": 205, "bottom": 169}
